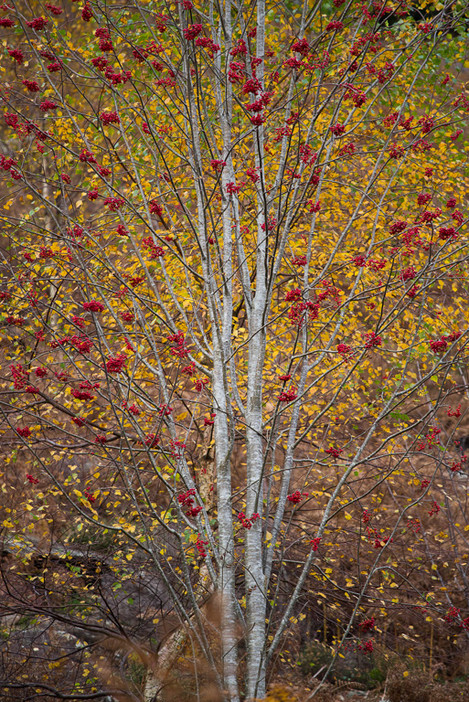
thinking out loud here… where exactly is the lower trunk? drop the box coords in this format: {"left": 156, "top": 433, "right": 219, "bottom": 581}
{"left": 213, "top": 355, "right": 240, "bottom": 701}
{"left": 246, "top": 521, "right": 266, "bottom": 700}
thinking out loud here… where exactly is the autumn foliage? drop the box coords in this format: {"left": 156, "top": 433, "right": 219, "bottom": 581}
{"left": 0, "top": 0, "right": 469, "bottom": 699}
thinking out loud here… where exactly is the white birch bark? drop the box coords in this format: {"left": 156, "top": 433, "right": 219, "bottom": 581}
{"left": 244, "top": 2, "right": 269, "bottom": 697}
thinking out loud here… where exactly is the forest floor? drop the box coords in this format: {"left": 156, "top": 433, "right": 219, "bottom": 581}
{"left": 267, "top": 678, "right": 469, "bottom": 701}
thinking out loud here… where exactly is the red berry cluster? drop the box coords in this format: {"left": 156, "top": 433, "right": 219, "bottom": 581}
{"left": 83, "top": 300, "right": 104, "bottom": 312}
{"left": 287, "top": 490, "right": 308, "bottom": 504}
{"left": 359, "top": 616, "right": 375, "bottom": 632}
{"left": 204, "top": 413, "right": 216, "bottom": 426}
{"left": 429, "top": 331, "right": 461, "bottom": 354}
{"left": 358, "top": 639, "right": 374, "bottom": 654}
{"left": 278, "top": 388, "right": 297, "bottom": 402}
{"left": 444, "top": 606, "right": 460, "bottom": 623}
{"left": 84, "top": 488, "right": 96, "bottom": 502}
{"left": 167, "top": 331, "right": 190, "bottom": 358}
{"left": 144, "top": 433, "right": 159, "bottom": 448}
{"left": 105, "top": 354, "right": 127, "bottom": 373}
{"left": 416, "top": 427, "right": 441, "bottom": 451}
{"left": 364, "top": 331, "right": 382, "bottom": 349}
{"left": 337, "top": 343, "right": 352, "bottom": 358}
{"left": 100, "top": 111, "right": 120, "bottom": 125}
{"left": 194, "top": 378, "right": 208, "bottom": 392}
{"left": 142, "top": 236, "right": 165, "bottom": 259}
{"left": 237, "top": 511, "right": 260, "bottom": 529}
{"left": 178, "top": 488, "right": 202, "bottom": 517}
{"left": 310, "top": 537, "right": 321, "bottom": 551}
{"left": 10, "top": 364, "right": 28, "bottom": 389}
{"left": 157, "top": 404, "right": 173, "bottom": 416}
{"left": 183, "top": 24, "right": 203, "bottom": 40}
{"left": 325, "top": 446, "right": 342, "bottom": 458}
{"left": 195, "top": 535, "right": 208, "bottom": 558}
{"left": 17, "top": 427, "right": 32, "bottom": 438}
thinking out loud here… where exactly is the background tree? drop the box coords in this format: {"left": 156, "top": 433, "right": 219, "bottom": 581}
{"left": 1, "top": 0, "right": 469, "bottom": 700}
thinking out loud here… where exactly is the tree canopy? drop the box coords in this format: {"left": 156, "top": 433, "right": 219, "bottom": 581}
{"left": 1, "top": 0, "right": 469, "bottom": 699}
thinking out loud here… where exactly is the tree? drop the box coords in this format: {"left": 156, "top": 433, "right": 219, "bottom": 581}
{"left": 1, "top": 0, "right": 469, "bottom": 699}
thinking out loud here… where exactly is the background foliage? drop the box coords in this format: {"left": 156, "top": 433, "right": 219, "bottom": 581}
{"left": 0, "top": 0, "right": 469, "bottom": 699}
